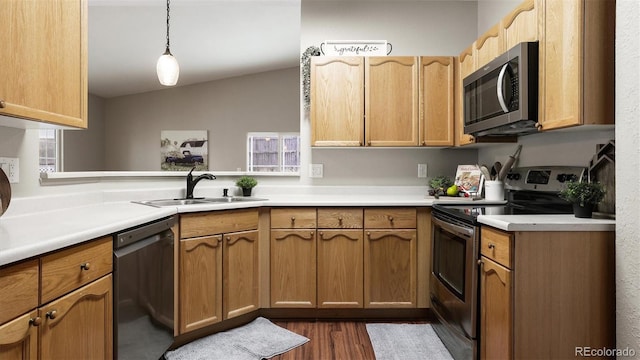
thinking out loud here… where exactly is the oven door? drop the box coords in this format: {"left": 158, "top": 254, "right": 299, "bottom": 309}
{"left": 430, "top": 212, "right": 479, "bottom": 341}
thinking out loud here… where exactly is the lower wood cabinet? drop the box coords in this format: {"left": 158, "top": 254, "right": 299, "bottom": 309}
{"left": 479, "top": 226, "right": 615, "bottom": 359}
{"left": 270, "top": 229, "right": 317, "bottom": 308}
{"left": 0, "top": 237, "right": 113, "bottom": 360}
{"left": 364, "top": 208, "right": 417, "bottom": 308}
{"left": 178, "top": 209, "right": 259, "bottom": 334}
{"left": 317, "top": 229, "right": 364, "bottom": 308}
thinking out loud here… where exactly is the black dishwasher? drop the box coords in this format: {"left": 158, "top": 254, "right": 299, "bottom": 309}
{"left": 114, "top": 216, "right": 176, "bottom": 360}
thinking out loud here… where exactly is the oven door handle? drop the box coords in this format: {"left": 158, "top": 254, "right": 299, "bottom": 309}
{"left": 432, "top": 216, "right": 474, "bottom": 239}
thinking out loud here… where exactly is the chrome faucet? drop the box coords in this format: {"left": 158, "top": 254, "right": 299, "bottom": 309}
{"left": 185, "top": 167, "right": 216, "bottom": 199}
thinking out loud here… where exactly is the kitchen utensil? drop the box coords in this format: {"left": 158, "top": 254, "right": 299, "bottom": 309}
{"left": 498, "top": 145, "right": 522, "bottom": 181}
{"left": 0, "top": 168, "right": 11, "bottom": 217}
{"left": 492, "top": 162, "right": 502, "bottom": 179}
{"left": 479, "top": 164, "right": 492, "bottom": 180}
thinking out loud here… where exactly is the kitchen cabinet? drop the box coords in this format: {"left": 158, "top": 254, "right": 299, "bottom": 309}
{"left": 0, "top": 237, "right": 113, "bottom": 360}
{"left": 310, "top": 56, "right": 425, "bottom": 147}
{"left": 270, "top": 208, "right": 317, "bottom": 308}
{"left": 455, "top": 46, "right": 476, "bottom": 146}
{"left": 364, "top": 208, "right": 417, "bottom": 308}
{"left": 365, "top": 57, "right": 419, "bottom": 146}
{"left": 0, "top": 0, "right": 88, "bottom": 128}
{"left": 474, "top": 23, "right": 503, "bottom": 69}
{"left": 420, "top": 57, "right": 455, "bottom": 146}
{"left": 317, "top": 208, "right": 364, "bottom": 308}
{"left": 537, "top": 0, "right": 615, "bottom": 131}
{"left": 310, "top": 57, "right": 364, "bottom": 146}
{"left": 478, "top": 226, "right": 615, "bottom": 359}
{"left": 501, "top": 0, "right": 540, "bottom": 51}
{"left": 179, "top": 209, "right": 259, "bottom": 334}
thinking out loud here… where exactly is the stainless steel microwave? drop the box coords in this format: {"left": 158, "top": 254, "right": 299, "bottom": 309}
{"left": 463, "top": 41, "right": 538, "bottom": 137}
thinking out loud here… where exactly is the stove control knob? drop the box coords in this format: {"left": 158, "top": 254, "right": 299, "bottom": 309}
{"left": 557, "top": 174, "right": 567, "bottom": 182}
{"left": 507, "top": 173, "right": 520, "bottom": 181}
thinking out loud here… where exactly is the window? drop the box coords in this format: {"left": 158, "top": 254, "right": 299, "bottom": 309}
{"left": 39, "top": 129, "right": 60, "bottom": 173}
{"left": 247, "top": 132, "right": 300, "bottom": 173}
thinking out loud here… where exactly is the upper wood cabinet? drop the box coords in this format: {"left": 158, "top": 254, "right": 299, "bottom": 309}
{"left": 310, "top": 57, "right": 365, "bottom": 146}
{"left": 365, "top": 57, "right": 419, "bottom": 146}
{"left": 474, "top": 23, "right": 504, "bottom": 69}
{"left": 537, "top": 0, "right": 615, "bottom": 131}
{"left": 311, "top": 56, "right": 453, "bottom": 147}
{"left": 0, "top": 0, "right": 88, "bottom": 128}
{"left": 420, "top": 57, "right": 455, "bottom": 146}
{"left": 455, "top": 46, "right": 477, "bottom": 146}
{"left": 501, "top": 0, "right": 540, "bottom": 51}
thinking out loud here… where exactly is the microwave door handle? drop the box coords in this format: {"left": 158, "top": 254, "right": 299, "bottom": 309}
{"left": 496, "top": 63, "right": 510, "bottom": 113}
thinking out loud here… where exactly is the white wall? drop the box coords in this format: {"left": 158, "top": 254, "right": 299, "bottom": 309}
{"left": 476, "top": 0, "right": 520, "bottom": 35}
{"left": 615, "top": 0, "right": 640, "bottom": 354}
{"left": 103, "top": 67, "right": 300, "bottom": 171}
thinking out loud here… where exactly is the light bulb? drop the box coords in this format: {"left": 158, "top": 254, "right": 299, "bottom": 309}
{"left": 157, "top": 51, "right": 179, "bottom": 86}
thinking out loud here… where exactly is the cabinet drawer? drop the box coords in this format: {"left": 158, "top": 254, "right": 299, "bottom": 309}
{"left": 41, "top": 237, "right": 112, "bottom": 304}
{"left": 271, "top": 208, "right": 316, "bottom": 229}
{"left": 481, "top": 227, "right": 513, "bottom": 268}
{"left": 0, "top": 260, "right": 39, "bottom": 325}
{"left": 317, "top": 208, "right": 363, "bottom": 229}
{"left": 364, "top": 208, "right": 416, "bottom": 229}
{"left": 181, "top": 209, "right": 259, "bottom": 238}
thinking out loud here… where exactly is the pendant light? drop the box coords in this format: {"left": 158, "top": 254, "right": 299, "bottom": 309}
{"left": 157, "top": 0, "right": 179, "bottom": 86}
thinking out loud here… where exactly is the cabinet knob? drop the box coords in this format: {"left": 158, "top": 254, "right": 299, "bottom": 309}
{"left": 488, "top": 243, "right": 495, "bottom": 249}
{"left": 46, "top": 310, "right": 57, "bottom": 319}
{"left": 80, "top": 262, "right": 90, "bottom": 271}
{"left": 477, "top": 259, "right": 483, "bottom": 266}
{"left": 388, "top": 216, "right": 394, "bottom": 222}
{"left": 0, "top": 99, "right": 5, "bottom": 108}
{"left": 367, "top": 141, "right": 371, "bottom": 146}
{"left": 291, "top": 216, "right": 296, "bottom": 222}
{"left": 422, "top": 141, "right": 426, "bottom": 146}
{"left": 535, "top": 122, "right": 543, "bottom": 130}
{"left": 29, "top": 317, "right": 42, "bottom": 326}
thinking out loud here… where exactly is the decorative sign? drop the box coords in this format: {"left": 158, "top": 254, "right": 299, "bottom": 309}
{"left": 161, "top": 130, "right": 209, "bottom": 171}
{"left": 320, "top": 40, "right": 390, "bottom": 56}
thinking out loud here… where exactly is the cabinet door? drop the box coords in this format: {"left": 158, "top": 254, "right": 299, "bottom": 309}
{"left": 317, "top": 230, "right": 364, "bottom": 308}
{"left": 39, "top": 275, "right": 112, "bottom": 360}
{"left": 420, "top": 56, "right": 455, "bottom": 146}
{"left": 480, "top": 257, "right": 513, "bottom": 360}
{"left": 538, "top": 0, "right": 614, "bottom": 131}
{"left": 456, "top": 46, "right": 476, "bottom": 146}
{"left": 270, "top": 230, "right": 316, "bottom": 308}
{"left": 501, "top": 0, "right": 540, "bottom": 50}
{"left": 0, "top": 311, "right": 38, "bottom": 360}
{"left": 310, "top": 57, "right": 364, "bottom": 146}
{"left": 474, "top": 23, "right": 503, "bottom": 69}
{"left": 364, "top": 230, "right": 416, "bottom": 308}
{"left": 365, "top": 57, "right": 419, "bottom": 146}
{"left": 180, "top": 235, "right": 223, "bottom": 333}
{"left": 223, "top": 230, "right": 259, "bottom": 319}
{"left": 0, "top": 260, "right": 39, "bottom": 325}
{"left": 0, "top": 0, "right": 87, "bottom": 128}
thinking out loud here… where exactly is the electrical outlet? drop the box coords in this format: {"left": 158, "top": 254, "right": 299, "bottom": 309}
{"left": 309, "top": 163, "right": 324, "bottom": 178}
{"left": 0, "top": 157, "right": 19, "bottom": 183}
{"left": 418, "top": 163, "right": 427, "bottom": 178}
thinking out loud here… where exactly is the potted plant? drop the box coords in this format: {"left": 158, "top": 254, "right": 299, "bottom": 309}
{"left": 558, "top": 181, "right": 606, "bottom": 218}
{"left": 236, "top": 176, "right": 258, "bottom": 197}
{"left": 429, "top": 176, "right": 454, "bottom": 198}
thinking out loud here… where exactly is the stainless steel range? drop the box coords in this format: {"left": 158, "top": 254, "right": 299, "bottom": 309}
{"left": 429, "top": 166, "right": 586, "bottom": 360}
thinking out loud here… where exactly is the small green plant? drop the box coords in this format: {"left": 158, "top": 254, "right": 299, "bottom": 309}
{"left": 236, "top": 176, "right": 258, "bottom": 189}
{"left": 429, "top": 176, "right": 454, "bottom": 195}
{"left": 559, "top": 181, "right": 605, "bottom": 207}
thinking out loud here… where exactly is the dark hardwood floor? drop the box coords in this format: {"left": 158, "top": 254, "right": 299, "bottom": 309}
{"left": 272, "top": 320, "right": 429, "bottom": 360}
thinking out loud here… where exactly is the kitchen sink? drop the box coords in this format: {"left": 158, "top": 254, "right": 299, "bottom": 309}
{"left": 134, "top": 197, "right": 267, "bottom": 207}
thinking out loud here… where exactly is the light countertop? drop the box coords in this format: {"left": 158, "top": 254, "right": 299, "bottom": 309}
{"left": 0, "top": 192, "right": 615, "bottom": 267}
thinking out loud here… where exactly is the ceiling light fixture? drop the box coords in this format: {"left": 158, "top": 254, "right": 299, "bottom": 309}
{"left": 157, "top": 0, "right": 179, "bottom": 86}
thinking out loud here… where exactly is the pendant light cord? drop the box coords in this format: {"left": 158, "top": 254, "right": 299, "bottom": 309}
{"left": 165, "top": 0, "right": 172, "bottom": 54}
